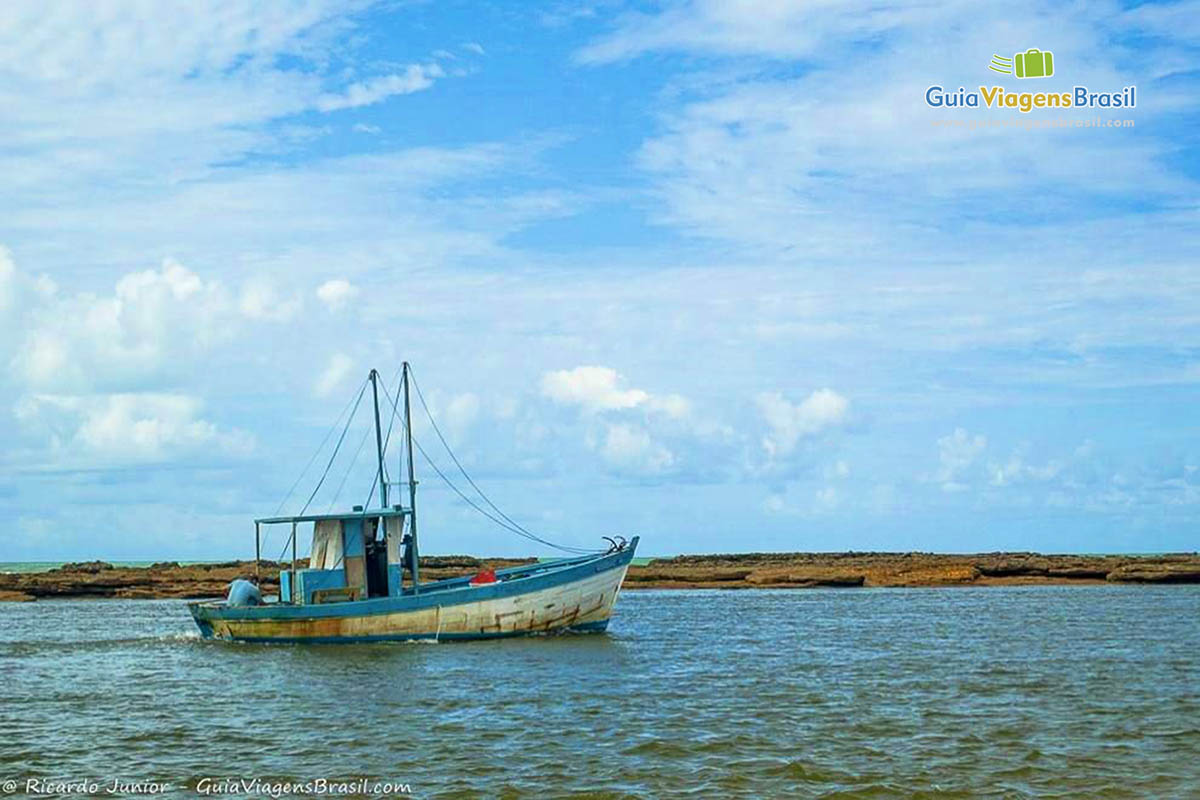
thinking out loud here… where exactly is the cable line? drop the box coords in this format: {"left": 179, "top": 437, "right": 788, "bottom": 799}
{"left": 361, "top": 366, "right": 405, "bottom": 511}
{"left": 269, "top": 365, "right": 601, "bottom": 565}
{"left": 410, "top": 368, "right": 598, "bottom": 553}
{"left": 276, "top": 379, "right": 370, "bottom": 562}
{"left": 299, "top": 380, "right": 369, "bottom": 517}
{"left": 326, "top": 418, "right": 374, "bottom": 513}
{"left": 263, "top": 377, "right": 367, "bottom": 558}
{"left": 380, "top": 375, "right": 598, "bottom": 555}
{"left": 273, "top": 378, "right": 366, "bottom": 516}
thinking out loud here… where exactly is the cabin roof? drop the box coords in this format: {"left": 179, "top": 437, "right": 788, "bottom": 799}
{"left": 255, "top": 506, "right": 410, "bottom": 525}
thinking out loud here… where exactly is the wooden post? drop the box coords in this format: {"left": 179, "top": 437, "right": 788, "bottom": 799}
{"left": 370, "top": 369, "right": 389, "bottom": 509}
{"left": 403, "top": 363, "right": 420, "bottom": 593}
{"left": 291, "top": 521, "right": 298, "bottom": 602}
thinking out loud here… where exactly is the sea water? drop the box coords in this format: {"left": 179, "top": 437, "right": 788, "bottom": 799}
{"left": 1, "top": 587, "right": 1197, "bottom": 798}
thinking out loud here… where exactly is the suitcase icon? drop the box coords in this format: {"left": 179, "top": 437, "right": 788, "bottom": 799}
{"left": 1014, "top": 48, "right": 1053, "bottom": 78}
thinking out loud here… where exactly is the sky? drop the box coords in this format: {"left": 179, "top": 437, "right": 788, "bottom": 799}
{"left": 1, "top": 0, "right": 1198, "bottom": 560}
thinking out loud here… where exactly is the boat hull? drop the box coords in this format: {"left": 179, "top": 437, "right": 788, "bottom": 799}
{"left": 188, "top": 540, "right": 636, "bottom": 643}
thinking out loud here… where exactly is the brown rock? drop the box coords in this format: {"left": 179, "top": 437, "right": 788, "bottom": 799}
{"left": 782, "top": 574, "right": 865, "bottom": 587}
{"left": 55, "top": 560, "right": 114, "bottom": 573}
{"left": 3, "top": 551, "right": 1199, "bottom": 597}
{"left": 974, "top": 558, "right": 1050, "bottom": 577}
{"left": 1046, "top": 567, "right": 1110, "bottom": 580}
{"left": 876, "top": 565, "right": 981, "bottom": 586}
{"left": 1106, "top": 565, "right": 1200, "bottom": 584}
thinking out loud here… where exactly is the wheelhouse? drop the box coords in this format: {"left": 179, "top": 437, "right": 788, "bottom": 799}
{"left": 257, "top": 505, "right": 420, "bottom": 606}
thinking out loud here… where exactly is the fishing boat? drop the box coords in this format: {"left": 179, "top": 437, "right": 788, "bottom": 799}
{"left": 188, "top": 363, "right": 637, "bottom": 643}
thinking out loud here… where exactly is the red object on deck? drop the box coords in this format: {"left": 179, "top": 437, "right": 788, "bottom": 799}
{"left": 469, "top": 568, "right": 498, "bottom": 585}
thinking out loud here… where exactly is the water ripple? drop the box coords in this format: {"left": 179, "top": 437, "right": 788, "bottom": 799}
{"left": 1, "top": 588, "right": 1197, "bottom": 797}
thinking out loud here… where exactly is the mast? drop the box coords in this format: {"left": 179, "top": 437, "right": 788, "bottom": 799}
{"left": 403, "top": 362, "right": 420, "bottom": 592}
{"left": 369, "top": 369, "right": 388, "bottom": 508}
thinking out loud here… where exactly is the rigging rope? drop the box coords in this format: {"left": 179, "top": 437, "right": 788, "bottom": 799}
{"left": 381, "top": 373, "right": 599, "bottom": 555}
{"left": 409, "top": 368, "right": 594, "bottom": 551}
{"left": 299, "top": 380, "right": 369, "bottom": 517}
{"left": 276, "top": 379, "right": 370, "bottom": 563}
{"left": 361, "top": 367, "right": 405, "bottom": 511}
{"left": 268, "top": 366, "right": 601, "bottom": 567}
{"left": 262, "top": 377, "right": 368, "bottom": 559}
{"left": 326, "top": 418, "right": 374, "bottom": 513}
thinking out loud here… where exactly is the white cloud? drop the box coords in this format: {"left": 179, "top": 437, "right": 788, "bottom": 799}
{"left": 761, "top": 477, "right": 846, "bottom": 516}
{"left": 0, "top": 1, "right": 354, "bottom": 85}
{"left": 15, "top": 392, "right": 252, "bottom": 464}
{"left": 540, "top": 365, "right": 689, "bottom": 417}
{"left": 315, "top": 353, "right": 354, "bottom": 398}
{"left": 0, "top": 2, "right": 1196, "bottom": 555}
{"left": 936, "top": 428, "right": 988, "bottom": 492}
{"left": 238, "top": 278, "right": 302, "bottom": 322}
{"left": 0, "top": 254, "right": 264, "bottom": 469}
{"left": 315, "top": 64, "right": 444, "bottom": 112}
{"left": 463, "top": 42, "right": 486, "bottom": 56}
{"left": 0, "top": 246, "right": 15, "bottom": 312}
{"left": 990, "top": 446, "right": 1064, "bottom": 486}
{"left": 0, "top": 3, "right": 333, "bottom": 174}
{"left": 3, "top": 138, "right": 565, "bottom": 295}
{"left": 542, "top": 366, "right": 647, "bottom": 411}
{"left": 9, "top": 258, "right": 233, "bottom": 392}
{"left": 582, "top": 1, "right": 1194, "bottom": 256}
{"left": 826, "top": 459, "right": 850, "bottom": 479}
{"left": 577, "top": 0, "right": 895, "bottom": 63}
{"left": 444, "top": 392, "right": 481, "bottom": 440}
{"left": 316, "top": 278, "right": 360, "bottom": 311}
{"left": 757, "top": 388, "right": 849, "bottom": 458}
{"left": 814, "top": 486, "right": 839, "bottom": 511}
{"left": 0, "top": 2, "right": 464, "bottom": 249}
{"left": 578, "top": 0, "right": 1196, "bottom": 68}
{"left": 538, "top": 367, "right": 697, "bottom": 475}
{"left": 598, "top": 422, "right": 675, "bottom": 474}
{"left": 648, "top": 393, "right": 691, "bottom": 418}
{"left": 539, "top": 366, "right": 737, "bottom": 480}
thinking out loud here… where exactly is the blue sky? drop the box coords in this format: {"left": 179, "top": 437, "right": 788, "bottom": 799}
{"left": 1, "top": 0, "right": 1198, "bottom": 560}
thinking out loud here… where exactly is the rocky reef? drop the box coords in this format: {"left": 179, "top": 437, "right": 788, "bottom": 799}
{"left": 2, "top": 552, "right": 1198, "bottom": 601}
{"left": 0, "top": 556, "right": 535, "bottom": 602}
{"left": 623, "top": 552, "right": 1200, "bottom": 589}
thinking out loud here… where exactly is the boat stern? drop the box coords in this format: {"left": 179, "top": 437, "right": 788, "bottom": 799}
{"left": 187, "top": 601, "right": 220, "bottom": 639}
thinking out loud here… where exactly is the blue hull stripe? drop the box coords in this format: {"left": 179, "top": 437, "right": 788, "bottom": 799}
{"left": 224, "top": 620, "right": 610, "bottom": 645}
